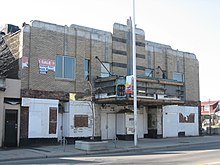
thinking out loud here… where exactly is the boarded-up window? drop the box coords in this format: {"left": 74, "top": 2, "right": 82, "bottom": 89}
{"left": 49, "top": 107, "right": 57, "bottom": 134}
{"left": 74, "top": 115, "right": 88, "bottom": 127}
{"left": 179, "top": 113, "right": 195, "bottom": 123}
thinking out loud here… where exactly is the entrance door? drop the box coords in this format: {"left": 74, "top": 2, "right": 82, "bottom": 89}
{"left": 4, "top": 110, "right": 18, "bottom": 147}
{"left": 101, "top": 113, "right": 116, "bottom": 140}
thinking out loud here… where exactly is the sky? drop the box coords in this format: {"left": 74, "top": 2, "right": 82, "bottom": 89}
{"left": 1, "top": 0, "right": 220, "bottom": 101}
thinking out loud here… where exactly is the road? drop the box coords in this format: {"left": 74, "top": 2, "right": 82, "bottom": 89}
{"left": 1, "top": 142, "right": 220, "bottom": 165}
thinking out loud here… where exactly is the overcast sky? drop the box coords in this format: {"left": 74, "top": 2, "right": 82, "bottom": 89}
{"left": 1, "top": 0, "right": 220, "bottom": 101}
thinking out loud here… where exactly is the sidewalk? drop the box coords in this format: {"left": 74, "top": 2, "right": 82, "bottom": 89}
{"left": 0, "top": 135, "right": 220, "bottom": 162}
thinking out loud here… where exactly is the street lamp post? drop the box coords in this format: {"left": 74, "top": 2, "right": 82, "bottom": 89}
{"left": 132, "top": 0, "right": 138, "bottom": 146}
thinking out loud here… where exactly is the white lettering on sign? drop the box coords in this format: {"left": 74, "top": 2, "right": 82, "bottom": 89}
{"left": 38, "top": 59, "right": 55, "bottom": 74}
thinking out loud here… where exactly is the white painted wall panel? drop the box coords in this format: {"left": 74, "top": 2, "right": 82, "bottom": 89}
{"left": 116, "top": 114, "right": 125, "bottom": 134}
{"left": 117, "top": 113, "right": 144, "bottom": 138}
{"left": 126, "top": 114, "right": 134, "bottom": 133}
{"left": 178, "top": 106, "right": 199, "bottom": 136}
{"left": 29, "top": 112, "right": 42, "bottom": 137}
{"left": 137, "top": 114, "right": 144, "bottom": 138}
{"left": 107, "top": 114, "right": 116, "bottom": 139}
{"left": 163, "top": 112, "right": 178, "bottom": 137}
{"left": 63, "top": 101, "right": 93, "bottom": 138}
{"left": 101, "top": 113, "right": 107, "bottom": 139}
{"left": 163, "top": 105, "right": 199, "bottom": 138}
{"left": 22, "top": 98, "right": 59, "bottom": 138}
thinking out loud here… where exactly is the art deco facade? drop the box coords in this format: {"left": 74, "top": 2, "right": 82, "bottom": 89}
{"left": 0, "top": 19, "right": 200, "bottom": 147}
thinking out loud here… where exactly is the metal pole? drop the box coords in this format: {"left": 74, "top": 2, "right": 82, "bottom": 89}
{"left": 132, "top": 0, "right": 138, "bottom": 146}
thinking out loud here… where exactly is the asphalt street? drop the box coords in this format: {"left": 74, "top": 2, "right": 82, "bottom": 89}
{"left": 1, "top": 142, "right": 220, "bottom": 165}
{"left": 0, "top": 135, "right": 220, "bottom": 164}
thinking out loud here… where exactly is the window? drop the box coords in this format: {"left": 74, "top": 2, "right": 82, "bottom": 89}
{"left": 147, "top": 50, "right": 152, "bottom": 68}
{"left": 177, "top": 60, "right": 180, "bottom": 72}
{"left": 179, "top": 113, "right": 195, "bottom": 123}
{"left": 101, "top": 62, "right": 110, "bottom": 77}
{"left": 173, "top": 72, "right": 184, "bottom": 82}
{"left": 84, "top": 59, "right": 90, "bottom": 80}
{"left": 74, "top": 115, "right": 88, "bottom": 127}
{"left": 49, "top": 107, "right": 57, "bottom": 134}
{"left": 204, "top": 105, "right": 210, "bottom": 111}
{"left": 145, "top": 68, "right": 153, "bottom": 78}
{"left": 55, "top": 55, "right": 76, "bottom": 80}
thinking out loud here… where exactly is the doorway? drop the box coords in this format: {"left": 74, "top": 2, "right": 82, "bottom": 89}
{"left": 101, "top": 113, "right": 116, "bottom": 140}
{"left": 4, "top": 110, "right": 18, "bottom": 147}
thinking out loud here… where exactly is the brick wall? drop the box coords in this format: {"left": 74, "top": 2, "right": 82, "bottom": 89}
{"left": 21, "top": 21, "right": 112, "bottom": 97}
{"left": 20, "top": 20, "right": 199, "bottom": 102}
{"left": 20, "top": 107, "right": 29, "bottom": 139}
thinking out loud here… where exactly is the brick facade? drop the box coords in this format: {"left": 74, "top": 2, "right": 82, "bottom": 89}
{"left": 20, "top": 21, "right": 112, "bottom": 97}
{"left": 2, "top": 19, "right": 200, "bottom": 145}
{"left": 15, "top": 20, "right": 199, "bottom": 102}
{"left": 20, "top": 107, "right": 29, "bottom": 139}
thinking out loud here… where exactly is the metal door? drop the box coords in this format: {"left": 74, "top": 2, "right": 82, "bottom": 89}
{"left": 101, "top": 113, "right": 116, "bottom": 140}
{"left": 4, "top": 110, "right": 18, "bottom": 147}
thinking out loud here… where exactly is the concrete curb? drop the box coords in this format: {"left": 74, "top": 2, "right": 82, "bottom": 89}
{"left": 0, "top": 138, "right": 220, "bottom": 162}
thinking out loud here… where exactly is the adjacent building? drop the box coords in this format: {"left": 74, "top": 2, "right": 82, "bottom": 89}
{"left": 201, "top": 100, "right": 219, "bottom": 127}
{"left": 0, "top": 19, "right": 200, "bottom": 147}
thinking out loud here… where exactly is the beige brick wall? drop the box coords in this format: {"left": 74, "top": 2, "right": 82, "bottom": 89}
{"left": 21, "top": 21, "right": 112, "bottom": 95}
{"left": 19, "top": 20, "right": 199, "bottom": 102}
{"left": 113, "top": 41, "right": 127, "bottom": 51}
{"left": 112, "top": 20, "right": 146, "bottom": 77}
{"left": 21, "top": 27, "right": 31, "bottom": 89}
{"left": 145, "top": 42, "right": 199, "bottom": 101}
{"left": 184, "top": 56, "right": 200, "bottom": 100}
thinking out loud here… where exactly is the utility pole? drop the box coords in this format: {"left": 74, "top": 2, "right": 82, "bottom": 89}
{"left": 209, "top": 99, "right": 211, "bottom": 135}
{"left": 132, "top": 0, "right": 138, "bottom": 146}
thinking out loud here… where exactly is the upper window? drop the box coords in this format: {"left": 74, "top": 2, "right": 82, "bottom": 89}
{"left": 145, "top": 68, "right": 153, "bottom": 78}
{"left": 177, "top": 60, "right": 180, "bottom": 72}
{"left": 147, "top": 50, "right": 152, "bottom": 68}
{"left": 84, "top": 59, "right": 90, "bottom": 81}
{"left": 101, "top": 63, "right": 110, "bottom": 77}
{"left": 204, "top": 105, "right": 210, "bottom": 112}
{"left": 55, "top": 55, "right": 76, "bottom": 80}
{"left": 173, "top": 72, "right": 184, "bottom": 82}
